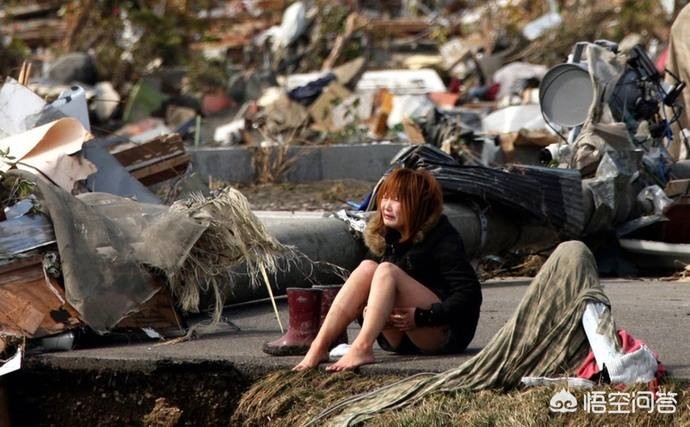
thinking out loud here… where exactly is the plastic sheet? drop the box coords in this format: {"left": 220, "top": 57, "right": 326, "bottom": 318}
{"left": 637, "top": 185, "right": 673, "bottom": 216}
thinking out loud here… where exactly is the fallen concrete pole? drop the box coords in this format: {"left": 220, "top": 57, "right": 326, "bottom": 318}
{"left": 221, "top": 204, "right": 560, "bottom": 306}
{"left": 219, "top": 211, "right": 364, "bottom": 305}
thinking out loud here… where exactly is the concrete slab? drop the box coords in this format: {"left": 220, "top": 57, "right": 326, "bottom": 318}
{"left": 30, "top": 279, "right": 690, "bottom": 380}
{"left": 189, "top": 143, "right": 407, "bottom": 183}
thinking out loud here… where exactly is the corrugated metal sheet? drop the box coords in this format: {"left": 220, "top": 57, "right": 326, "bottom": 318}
{"left": 395, "top": 145, "right": 584, "bottom": 238}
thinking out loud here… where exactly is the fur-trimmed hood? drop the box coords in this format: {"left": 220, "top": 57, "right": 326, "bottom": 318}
{"left": 363, "top": 210, "right": 443, "bottom": 257}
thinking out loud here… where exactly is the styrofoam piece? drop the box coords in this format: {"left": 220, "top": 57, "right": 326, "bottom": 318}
{"left": 286, "top": 69, "right": 446, "bottom": 96}
{"left": 273, "top": 1, "right": 306, "bottom": 49}
{"left": 482, "top": 104, "right": 546, "bottom": 133}
{"left": 387, "top": 95, "right": 434, "bottom": 128}
{"left": 522, "top": 12, "right": 563, "bottom": 41}
{"left": 93, "top": 81, "right": 121, "bottom": 122}
{"left": 0, "top": 78, "right": 46, "bottom": 137}
{"left": 355, "top": 69, "right": 446, "bottom": 95}
{"left": 213, "top": 119, "right": 245, "bottom": 145}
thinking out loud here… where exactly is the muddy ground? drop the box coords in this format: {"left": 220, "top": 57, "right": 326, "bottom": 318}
{"left": 4, "top": 361, "right": 252, "bottom": 427}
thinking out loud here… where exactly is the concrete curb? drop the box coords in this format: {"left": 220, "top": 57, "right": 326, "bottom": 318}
{"left": 190, "top": 143, "right": 408, "bottom": 183}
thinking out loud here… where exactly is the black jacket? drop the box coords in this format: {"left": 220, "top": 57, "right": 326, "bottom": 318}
{"left": 364, "top": 213, "right": 482, "bottom": 350}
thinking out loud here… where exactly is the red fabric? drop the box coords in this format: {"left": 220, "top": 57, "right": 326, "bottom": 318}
{"left": 484, "top": 83, "right": 500, "bottom": 101}
{"left": 656, "top": 47, "right": 669, "bottom": 73}
{"left": 576, "top": 329, "right": 666, "bottom": 390}
{"left": 447, "top": 78, "right": 462, "bottom": 94}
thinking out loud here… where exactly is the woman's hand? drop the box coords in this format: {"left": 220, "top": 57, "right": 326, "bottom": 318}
{"left": 389, "top": 307, "right": 416, "bottom": 331}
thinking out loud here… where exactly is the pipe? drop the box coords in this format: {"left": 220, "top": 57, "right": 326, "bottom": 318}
{"left": 220, "top": 204, "right": 559, "bottom": 306}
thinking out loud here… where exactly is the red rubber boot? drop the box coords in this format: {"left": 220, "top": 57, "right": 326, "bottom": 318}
{"left": 314, "top": 284, "right": 348, "bottom": 348}
{"left": 262, "top": 287, "right": 321, "bottom": 356}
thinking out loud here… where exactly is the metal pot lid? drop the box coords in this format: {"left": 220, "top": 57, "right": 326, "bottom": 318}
{"left": 539, "top": 63, "right": 594, "bottom": 128}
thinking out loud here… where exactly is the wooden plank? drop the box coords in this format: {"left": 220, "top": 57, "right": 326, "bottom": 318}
{"left": 0, "top": 287, "right": 45, "bottom": 336}
{"left": 0, "top": 1, "right": 62, "bottom": 19}
{"left": 0, "top": 260, "right": 81, "bottom": 338}
{"left": 1, "top": 18, "right": 67, "bottom": 46}
{"left": 129, "top": 154, "right": 191, "bottom": 186}
{"left": 0, "top": 255, "right": 45, "bottom": 286}
{"left": 368, "top": 18, "right": 431, "bottom": 36}
{"left": 109, "top": 133, "right": 185, "bottom": 168}
{"left": 1, "top": 279, "right": 81, "bottom": 337}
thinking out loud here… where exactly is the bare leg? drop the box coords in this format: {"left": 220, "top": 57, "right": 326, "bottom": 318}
{"left": 327, "top": 262, "right": 446, "bottom": 371}
{"left": 292, "top": 260, "right": 378, "bottom": 371}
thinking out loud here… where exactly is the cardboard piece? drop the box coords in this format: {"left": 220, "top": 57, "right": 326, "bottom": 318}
{"left": 330, "top": 91, "right": 375, "bottom": 130}
{"left": 309, "top": 83, "right": 352, "bottom": 131}
{"left": 115, "top": 286, "right": 183, "bottom": 335}
{"left": 402, "top": 118, "right": 426, "bottom": 145}
{"left": 0, "top": 117, "right": 96, "bottom": 191}
{"left": 664, "top": 179, "right": 690, "bottom": 197}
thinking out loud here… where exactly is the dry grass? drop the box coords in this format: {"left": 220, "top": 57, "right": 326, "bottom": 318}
{"left": 372, "top": 381, "right": 690, "bottom": 427}
{"left": 232, "top": 370, "right": 398, "bottom": 426}
{"left": 167, "top": 187, "right": 298, "bottom": 320}
{"left": 233, "top": 371, "right": 690, "bottom": 426}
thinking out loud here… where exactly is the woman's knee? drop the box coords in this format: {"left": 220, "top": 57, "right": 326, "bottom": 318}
{"left": 359, "top": 259, "right": 378, "bottom": 270}
{"left": 343, "top": 260, "right": 377, "bottom": 291}
{"left": 355, "top": 260, "right": 378, "bottom": 278}
{"left": 373, "top": 262, "right": 401, "bottom": 281}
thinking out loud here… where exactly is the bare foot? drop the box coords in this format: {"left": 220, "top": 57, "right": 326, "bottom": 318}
{"left": 325, "top": 345, "right": 375, "bottom": 372}
{"left": 292, "top": 349, "right": 328, "bottom": 371}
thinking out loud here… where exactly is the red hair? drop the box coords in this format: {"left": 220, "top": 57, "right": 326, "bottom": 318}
{"left": 371, "top": 168, "right": 443, "bottom": 242}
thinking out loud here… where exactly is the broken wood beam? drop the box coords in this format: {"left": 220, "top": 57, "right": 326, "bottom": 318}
{"left": 368, "top": 18, "right": 431, "bottom": 37}
{"left": 108, "top": 133, "right": 190, "bottom": 186}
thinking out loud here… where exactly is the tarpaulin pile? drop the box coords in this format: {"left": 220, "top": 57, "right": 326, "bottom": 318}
{"left": 11, "top": 170, "right": 294, "bottom": 332}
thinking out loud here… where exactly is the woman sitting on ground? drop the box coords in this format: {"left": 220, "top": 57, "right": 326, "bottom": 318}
{"left": 294, "top": 167, "right": 482, "bottom": 371}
